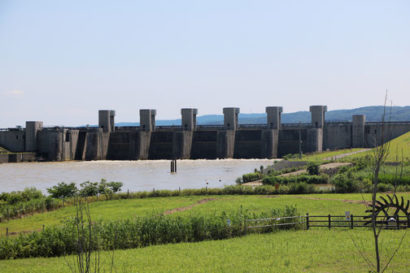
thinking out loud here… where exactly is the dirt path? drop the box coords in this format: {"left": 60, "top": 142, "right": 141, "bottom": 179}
{"left": 242, "top": 180, "right": 263, "bottom": 186}
{"left": 324, "top": 149, "right": 370, "bottom": 160}
{"left": 163, "top": 198, "right": 217, "bottom": 215}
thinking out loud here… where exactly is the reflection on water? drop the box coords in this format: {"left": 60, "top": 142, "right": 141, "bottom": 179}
{"left": 0, "top": 159, "right": 274, "bottom": 193}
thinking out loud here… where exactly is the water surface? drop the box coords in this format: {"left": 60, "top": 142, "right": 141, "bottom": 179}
{"left": 0, "top": 159, "right": 274, "bottom": 193}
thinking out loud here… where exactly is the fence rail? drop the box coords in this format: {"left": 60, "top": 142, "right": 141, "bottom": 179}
{"left": 246, "top": 214, "right": 409, "bottom": 231}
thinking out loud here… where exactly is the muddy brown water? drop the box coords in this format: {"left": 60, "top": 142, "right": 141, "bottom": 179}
{"left": 0, "top": 159, "right": 274, "bottom": 193}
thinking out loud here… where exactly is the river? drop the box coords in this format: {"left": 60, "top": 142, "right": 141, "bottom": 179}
{"left": 0, "top": 159, "right": 274, "bottom": 193}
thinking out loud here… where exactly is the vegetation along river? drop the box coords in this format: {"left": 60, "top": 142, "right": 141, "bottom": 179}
{"left": 0, "top": 159, "right": 273, "bottom": 193}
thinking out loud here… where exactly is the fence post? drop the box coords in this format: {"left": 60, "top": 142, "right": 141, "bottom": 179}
{"left": 396, "top": 215, "right": 400, "bottom": 230}
{"left": 42, "top": 224, "right": 45, "bottom": 232}
{"left": 351, "top": 214, "right": 354, "bottom": 229}
{"left": 6, "top": 227, "right": 8, "bottom": 237}
{"left": 408, "top": 215, "right": 410, "bottom": 228}
{"left": 306, "top": 213, "right": 309, "bottom": 230}
{"left": 328, "top": 214, "right": 331, "bottom": 229}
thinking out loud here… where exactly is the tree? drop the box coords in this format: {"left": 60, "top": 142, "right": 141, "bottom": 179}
{"left": 79, "top": 182, "right": 99, "bottom": 197}
{"left": 47, "top": 182, "right": 78, "bottom": 199}
{"left": 358, "top": 92, "right": 408, "bottom": 273}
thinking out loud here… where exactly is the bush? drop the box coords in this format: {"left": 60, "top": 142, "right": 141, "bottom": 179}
{"left": 242, "top": 172, "right": 262, "bottom": 183}
{"left": 377, "top": 173, "right": 410, "bottom": 186}
{"left": 0, "top": 188, "right": 44, "bottom": 205}
{"left": 79, "top": 182, "right": 99, "bottom": 197}
{"left": 262, "top": 174, "right": 328, "bottom": 185}
{"left": 47, "top": 182, "right": 78, "bottom": 199}
{"left": 377, "top": 183, "right": 393, "bottom": 192}
{"left": 396, "top": 185, "right": 410, "bottom": 192}
{"left": 331, "top": 173, "right": 358, "bottom": 193}
{"left": 307, "top": 162, "right": 320, "bottom": 175}
{"left": 288, "top": 183, "right": 315, "bottom": 194}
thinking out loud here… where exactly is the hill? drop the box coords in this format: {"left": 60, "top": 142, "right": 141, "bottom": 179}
{"left": 116, "top": 106, "right": 410, "bottom": 126}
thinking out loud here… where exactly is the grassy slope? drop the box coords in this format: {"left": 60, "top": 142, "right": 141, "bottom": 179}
{"left": 0, "top": 229, "right": 408, "bottom": 273}
{"left": 345, "top": 131, "right": 410, "bottom": 162}
{"left": 2, "top": 193, "right": 409, "bottom": 236}
{"left": 290, "top": 148, "right": 364, "bottom": 162}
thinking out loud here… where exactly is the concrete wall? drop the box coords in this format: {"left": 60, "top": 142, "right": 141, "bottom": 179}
{"left": 266, "top": 107, "right": 282, "bottom": 129}
{"left": 25, "top": 121, "right": 43, "bottom": 152}
{"left": 2, "top": 107, "right": 409, "bottom": 162}
{"left": 306, "top": 128, "right": 323, "bottom": 153}
{"left": 107, "top": 131, "right": 139, "bottom": 160}
{"left": 75, "top": 131, "right": 88, "bottom": 160}
{"left": 217, "top": 130, "right": 236, "bottom": 158}
{"left": 223, "top": 108, "right": 239, "bottom": 130}
{"left": 85, "top": 130, "right": 110, "bottom": 160}
{"left": 140, "top": 109, "right": 156, "bottom": 132}
{"left": 352, "top": 115, "right": 366, "bottom": 148}
{"left": 99, "top": 110, "right": 115, "bottom": 133}
{"left": 323, "top": 123, "right": 352, "bottom": 150}
{"left": 148, "top": 131, "right": 175, "bottom": 159}
{"left": 191, "top": 131, "right": 218, "bottom": 159}
{"left": 365, "top": 123, "right": 410, "bottom": 148}
{"left": 278, "top": 129, "right": 308, "bottom": 157}
{"left": 0, "top": 130, "right": 25, "bottom": 152}
{"left": 310, "top": 105, "right": 327, "bottom": 128}
{"left": 174, "top": 131, "right": 193, "bottom": 159}
{"left": 137, "top": 131, "right": 152, "bottom": 159}
{"left": 181, "top": 108, "right": 197, "bottom": 131}
{"left": 262, "top": 129, "right": 279, "bottom": 158}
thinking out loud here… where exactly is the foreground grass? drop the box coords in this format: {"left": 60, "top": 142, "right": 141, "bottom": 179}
{"left": 0, "top": 229, "right": 408, "bottom": 273}
{"left": 0, "top": 196, "right": 205, "bottom": 236}
{"left": 2, "top": 193, "right": 408, "bottom": 236}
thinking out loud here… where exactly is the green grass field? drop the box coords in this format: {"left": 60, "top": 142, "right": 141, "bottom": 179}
{"left": 2, "top": 193, "right": 409, "bottom": 236}
{"left": 0, "top": 229, "right": 408, "bottom": 273}
{"left": 345, "top": 132, "right": 410, "bottom": 162}
{"left": 0, "top": 146, "right": 9, "bottom": 154}
{"left": 1, "top": 192, "right": 409, "bottom": 272}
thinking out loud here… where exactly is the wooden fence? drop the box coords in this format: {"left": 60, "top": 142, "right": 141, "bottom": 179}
{"left": 246, "top": 214, "right": 410, "bottom": 230}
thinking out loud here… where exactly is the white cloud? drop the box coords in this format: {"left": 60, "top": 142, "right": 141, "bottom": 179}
{"left": 3, "top": 90, "right": 25, "bottom": 97}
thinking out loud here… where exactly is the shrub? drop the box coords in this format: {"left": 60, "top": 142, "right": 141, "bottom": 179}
{"left": 307, "top": 162, "right": 320, "bottom": 175}
{"left": 235, "top": 177, "right": 243, "bottom": 185}
{"left": 107, "top": 181, "right": 123, "bottom": 193}
{"left": 377, "top": 174, "right": 410, "bottom": 186}
{"left": 242, "top": 172, "right": 262, "bottom": 183}
{"left": 331, "top": 173, "right": 358, "bottom": 193}
{"left": 377, "top": 183, "right": 393, "bottom": 192}
{"left": 79, "top": 182, "right": 99, "bottom": 197}
{"left": 288, "top": 183, "right": 315, "bottom": 194}
{"left": 262, "top": 174, "right": 328, "bottom": 185}
{"left": 47, "top": 182, "right": 78, "bottom": 199}
{"left": 0, "top": 188, "right": 44, "bottom": 205}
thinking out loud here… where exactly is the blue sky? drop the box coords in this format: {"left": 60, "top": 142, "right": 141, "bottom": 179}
{"left": 1, "top": 0, "right": 409, "bottom": 127}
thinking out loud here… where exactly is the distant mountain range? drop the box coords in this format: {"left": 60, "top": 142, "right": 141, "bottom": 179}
{"left": 115, "top": 106, "right": 410, "bottom": 127}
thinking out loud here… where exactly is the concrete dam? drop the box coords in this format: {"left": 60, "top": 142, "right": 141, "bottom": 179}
{"left": 1, "top": 105, "right": 409, "bottom": 162}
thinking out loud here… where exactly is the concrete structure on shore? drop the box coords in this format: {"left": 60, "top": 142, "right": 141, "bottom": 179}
{"left": 1, "top": 105, "right": 409, "bottom": 162}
